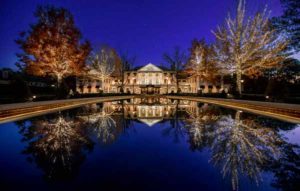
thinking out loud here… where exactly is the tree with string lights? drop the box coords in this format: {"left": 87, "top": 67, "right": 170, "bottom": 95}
{"left": 87, "top": 46, "right": 121, "bottom": 91}
{"left": 212, "top": 0, "right": 287, "bottom": 96}
{"left": 16, "top": 6, "right": 91, "bottom": 87}
{"left": 187, "top": 39, "right": 219, "bottom": 83}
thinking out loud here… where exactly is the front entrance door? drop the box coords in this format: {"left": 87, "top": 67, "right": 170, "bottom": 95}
{"left": 147, "top": 86, "right": 154, "bottom": 94}
{"left": 140, "top": 86, "right": 160, "bottom": 94}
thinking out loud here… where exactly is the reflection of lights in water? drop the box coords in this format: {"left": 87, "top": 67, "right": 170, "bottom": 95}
{"left": 137, "top": 105, "right": 164, "bottom": 119}
{"left": 80, "top": 109, "right": 117, "bottom": 144}
{"left": 210, "top": 111, "right": 282, "bottom": 190}
{"left": 122, "top": 103, "right": 177, "bottom": 126}
{"left": 13, "top": 99, "right": 298, "bottom": 189}
{"left": 186, "top": 106, "right": 220, "bottom": 149}
{"left": 34, "top": 115, "right": 89, "bottom": 160}
{"left": 189, "top": 119, "right": 206, "bottom": 148}
{"left": 21, "top": 114, "right": 91, "bottom": 180}
{"left": 183, "top": 104, "right": 287, "bottom": 190}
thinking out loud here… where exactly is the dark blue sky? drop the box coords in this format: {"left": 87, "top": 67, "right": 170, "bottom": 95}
{"left": 0, "top": 0, "right": 282, "bottom": 69}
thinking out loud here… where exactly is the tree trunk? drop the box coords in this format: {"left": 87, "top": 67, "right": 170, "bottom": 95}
{"left": 101, "top": 75, "right": 104, "bottom": 93}
{"left": 197, "top": 75, "right": 200, "bottom": 93}
{"left": 175, "top": 71, "right": 179, "bottom": 94}
{"left": 57, "top": 74, "right": 63, "bottom": 88}
{"left": 236, "top": 64, "right": 242, "bottom": 96}
{"left": 221, "top": 75, "right": 224, "bottom": 90}
{"left": 121, "top": 71, "right": 124, "bottom": 93}
{"left": 56, "top": 74, "right": 64, "bottom": 98}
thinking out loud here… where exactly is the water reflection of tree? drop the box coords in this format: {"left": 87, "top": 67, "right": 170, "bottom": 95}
{"left": 186, "top": 104, "right": 221, "bottom": 151}
{"left": 210, "top": 111, "right": 283, "bottom": 190}
{"left": 79, "top": 103, "right": 127, "bottom": 144}
{"left": 83, "top": 112, "right": 116, "bottom": 144}
{"left": 18, "top": 112, "right": 93, "bottom": 181}
{"left": 183, "top": 105, "right": 300, "bottom": 191}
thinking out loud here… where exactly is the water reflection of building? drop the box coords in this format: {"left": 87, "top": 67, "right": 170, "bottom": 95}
{"left": 117, "top": 98, "right": 205, "bottom": 126}
{"left": 76, "top": 63, "right": 229, "bottom": 94}
{"left": 77, "top": 99, "right": 217, "bottom": 130}
{"left": 122, "top": 98, "right": 177, "bottom": 126}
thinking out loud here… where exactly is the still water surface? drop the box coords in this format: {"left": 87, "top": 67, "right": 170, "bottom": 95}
{"left": 0, "top": 98, "right": 299, "bottom": 191}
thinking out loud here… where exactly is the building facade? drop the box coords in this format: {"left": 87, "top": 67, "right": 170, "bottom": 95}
{"left": 76, "top": 63, "right": 229, "bottom": 94}
{"left": 76, "top": 77, "right": 122, "bottom": 94}
{"left": 123, "top": 63, "right": 177, "bottom": 94}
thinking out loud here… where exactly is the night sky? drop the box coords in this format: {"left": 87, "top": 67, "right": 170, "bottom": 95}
{"left": 0, "top": 0, "right": 283, "bottom": 69}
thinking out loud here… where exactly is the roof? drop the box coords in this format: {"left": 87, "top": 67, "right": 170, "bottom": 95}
{"left": 127, "top": 63, "right": 174, "bottom": 72}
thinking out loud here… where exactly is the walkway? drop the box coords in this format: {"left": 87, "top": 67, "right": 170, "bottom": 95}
{"left": 167, "top": 96, "right": 300, "bottom": 124}
{"left": 0, "top": 96, "right": 133, "bottom": 124}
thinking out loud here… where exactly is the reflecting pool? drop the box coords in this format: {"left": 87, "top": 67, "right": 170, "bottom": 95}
{"left": 0, "top": 98, "right": 299, "bottom": 191}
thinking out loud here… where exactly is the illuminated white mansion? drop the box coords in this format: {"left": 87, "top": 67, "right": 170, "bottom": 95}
{"left": 76, "top": 63, "right": 229, "bottom": 94}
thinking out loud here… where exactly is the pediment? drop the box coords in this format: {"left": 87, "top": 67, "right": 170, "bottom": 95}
{"left": 138, "top": 63, "right": 162, "bottom": 72}
{"left": 138, "top": 119, "right": 163, "bottom": 126}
